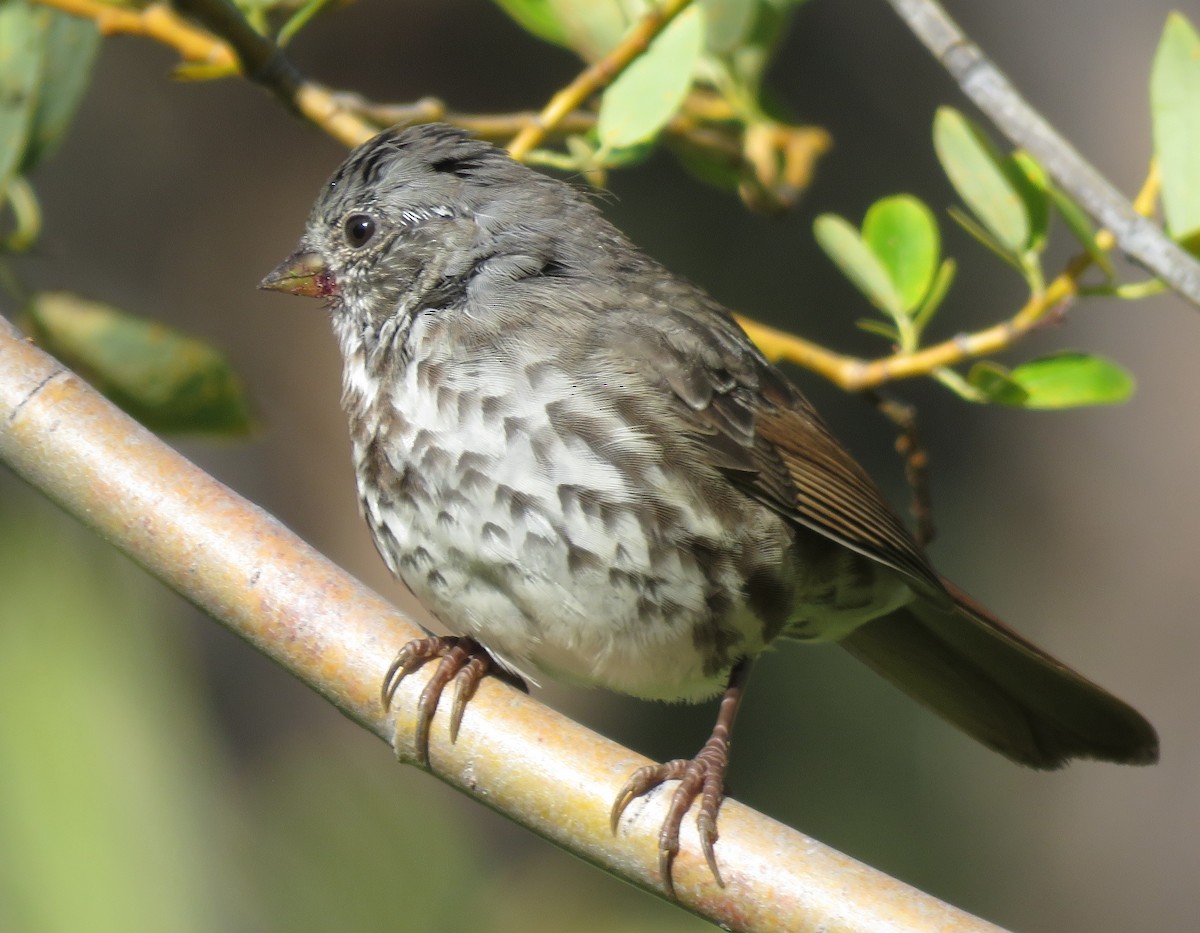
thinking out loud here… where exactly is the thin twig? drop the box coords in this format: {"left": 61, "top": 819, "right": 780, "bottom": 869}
{"left": 508, "top": 0, "right": 696, "bottom": 160}
{"left": 884, "top": 0, "right": 1200, "bottom": 309}
{"left": 328, "top": 94, "right": 600, "bottom": 143}
{"left": 35, "top": 0, "right": 375, "bottom": 147}
{"left": 742, "top": 164, "right": 1163, "bottom": 391}
{"left": 41, "top": 0, "right": 1174, "bottom": 393}
{"left": 170, "top": 0, "right": 376, "bottom": 146}
{"left": 37, "top": 0, "right": 237, "bottom": 68}
{"left": 867, "top": 393, "right": 936, "bottom": 547}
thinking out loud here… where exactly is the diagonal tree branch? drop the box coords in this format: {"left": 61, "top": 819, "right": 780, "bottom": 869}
{"left": 0, "top": 314, "right": 1007, "bottom": 931}
{"left": 885, "top": 0, "right": 1200, "bottom": 309}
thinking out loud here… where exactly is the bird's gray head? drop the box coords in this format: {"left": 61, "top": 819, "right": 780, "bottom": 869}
{"left": 260, "top": 124, "right": 612, "bottom": 335}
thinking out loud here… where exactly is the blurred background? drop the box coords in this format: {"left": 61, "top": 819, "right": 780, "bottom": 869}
{"left": 1, "top": 1, "right": 1197, "bottom": 930}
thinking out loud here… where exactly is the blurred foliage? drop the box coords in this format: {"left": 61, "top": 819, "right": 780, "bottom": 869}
{"left": 0, "top": 482, "right": 711, "bottom": 931}
{"left": 0, "top": 488, "right": 227, "bottom": 932}
{"left": 4, "top": 2, "right": 1194, "bottom": 415}
{"left": 21, "top": 292, "right": 254, "bottom": 436}
{"left": 1151, "top": 12, "right": 1200, "bottom": 251}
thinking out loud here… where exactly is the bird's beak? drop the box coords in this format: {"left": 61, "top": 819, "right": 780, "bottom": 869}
{"left": 259, "top": 249, "right": 336, "bottom": 298}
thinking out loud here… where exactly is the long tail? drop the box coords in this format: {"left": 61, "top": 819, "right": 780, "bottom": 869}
{"left": 839, "top": 579, "right": 1159, "bottom": 768}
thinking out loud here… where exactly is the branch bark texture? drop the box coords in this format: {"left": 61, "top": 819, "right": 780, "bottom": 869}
{"left": 0, "top": 316, "right": 1004, "bottom": 932}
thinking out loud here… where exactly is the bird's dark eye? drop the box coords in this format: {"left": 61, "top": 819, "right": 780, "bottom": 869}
{"left": 343, "top": 213, "right": 376, "bottom": 248}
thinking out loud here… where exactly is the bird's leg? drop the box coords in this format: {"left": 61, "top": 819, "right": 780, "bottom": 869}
{"left": 610, "top": 658, "right": 752, "bottom": 897}
{"left": 381, "top": 635, "right": 496, "bottom": 765}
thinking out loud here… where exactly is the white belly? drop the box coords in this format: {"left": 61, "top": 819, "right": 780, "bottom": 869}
{"left": 351, "top": 334, "right": 778, "bottom": 701}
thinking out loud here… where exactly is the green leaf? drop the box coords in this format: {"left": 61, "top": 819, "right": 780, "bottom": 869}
{"left": 20, "top": 8, "right": 100, "bottom": 173}
{"left": 24, "top": 292, "right": 253, "bottom": 435}
{"left": 946, "top": 205, "right": 1021, "bottom": 270}
{"left": 913, "top": 256, "right": 956, "bottom": 333}
{"left": 700, "top": 0, "right": 760, "bottom": 55}
{"left": 967, "top": 361, "right": 1029, "bottom": 406}
{"left": 597, "top": 6, "right": 704, "bottom": 149}
{"left": 544, "top": 0, "right": 638, "bottom": 63}
{"left": 814, "top": 214, "right": 904, "bottom": 316}
{"left": 1047, "top": 182, "right": 1116, "bottom": 277}
{"left": 1151, "top": 12, "right": 1200, "bottom": 245}
{"left": 933, "top": 107, "right": 1031, "bottom": 255}
{"left": 705, "top": 0, "right": 798, "bottom": 95}
{"left": 1007, "top": 151, "right": 1050, "bottom": 254}
{"left": 0, "top": 1, "right": 44, "bottom": 194}
{"left": 862, "top": 194, "right": 940, "bottom": 312}
{"left": 491, "top": 0, "right": 573, "bottom": 49}
{"left": 1008, "top": 351, "right": 1134, "bottom": 408}
{"left": 855, "top": 318, "right": 899, "bottom": 341}
{"left": 0, "top": 504, "right": 226, "bottom": 933}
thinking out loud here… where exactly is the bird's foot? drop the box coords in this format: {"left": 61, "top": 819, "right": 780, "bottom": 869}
{"left": 610, "top": 658, "right": 749, "bottom": 898}
{"left": 610, "top": 731, "right": 731, "bottom": 898}
{"left": 381, "top": 635, "right": 493, "bottom": 765}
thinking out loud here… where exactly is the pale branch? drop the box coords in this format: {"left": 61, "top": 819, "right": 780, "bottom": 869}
{"left": 884, "top": 0, "right": 1200, "bottom": 309}
{"left": 0, "top": 316, "right": 1007, "bottom": 931}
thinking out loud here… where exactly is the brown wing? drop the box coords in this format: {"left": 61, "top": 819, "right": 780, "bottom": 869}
{"left": 594, "top": 298, "right": 943, "bottom": 598}
{"left": 748, "top": 382, "right": 943, "bottom": 595}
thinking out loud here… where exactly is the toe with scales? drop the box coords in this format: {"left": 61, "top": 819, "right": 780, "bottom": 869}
{"left": 381, "top": 635, "right": 494, "bottom": 764}
{"left": 610, "top": 658, "right": 750, "bottom": 898}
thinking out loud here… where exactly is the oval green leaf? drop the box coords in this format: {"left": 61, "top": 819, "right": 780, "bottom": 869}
{"left": 1046, "top": 181, "right": 1115, "bottom": 277}
{"left": 967, "top": 361, "right": 1029, "bottom": 406}
{"left": 1008, "top": 351, "right": 1134, "bottom": 409}
{"left": 933, "top": 107, "right": 1030, "bottom": 255}
{"left": 1151, "top": 12, "right": 1200, "bottom": 245}
{"left": 490, "top": 0, "right": 573, "bottom": 49}
{"left": 700, "top": 0, "right": 759, "bottom": 55}
{"left": 597, "top": 6, "right": 704, "bottom": 149}
{"left": 0, "top": 1, "right": 45, "bottom": 193}
{"left": 1007, "top": 151, "right": 1050, "bottom": 254}
{"left": 20, "top": 8, "right": 100, "bottom": 173}
{"left": 25, "top": 292, "right": 253, "bottom": 435}
{"left": 814, "top": 213, "right": 903, "bottom": 316}
{"left": 862, "top": 194, "right": 940, "bottom": 313}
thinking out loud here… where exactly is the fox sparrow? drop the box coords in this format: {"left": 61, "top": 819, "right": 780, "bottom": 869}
{"left": 262, "top": 123, "right": 1158, "bottom": 894}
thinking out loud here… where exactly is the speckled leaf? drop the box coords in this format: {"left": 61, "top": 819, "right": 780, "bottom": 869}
{"left": 597, "top": 6, "right": 704, "bottom": 148}
{"left": 934, "top": 107, "right": 1030, "bottom": 255}
{"left": 1151, "top": 13, "right": 1200, "bottom": 245}
{"left": 1009, "top": 352, "right": 1134, "bottom": 409}
{"left": 25, "top": 292, "right": 253, "bottom": 435}
{"left": 862, "top": 195, "right": 940, "bottom": 313}
{"left": 814, "top": 213, "right": 903, "bottom": 316}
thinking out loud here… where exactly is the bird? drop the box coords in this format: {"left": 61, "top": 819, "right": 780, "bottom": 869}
{"left": 261, "top": 122, "right": 1158, "bottom": 895}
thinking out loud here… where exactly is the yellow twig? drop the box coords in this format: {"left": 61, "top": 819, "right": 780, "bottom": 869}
{"left": 507, "top": 0, "right": 695, "bottom": 161}
{"left": 740, "top": 162, "right": 1163, "bottom": 391}
{"left": 34, "top": 0, "right": 374, "bottom": 148}
{"left": 36, "top": 0, "right": 236, "bottom": 67}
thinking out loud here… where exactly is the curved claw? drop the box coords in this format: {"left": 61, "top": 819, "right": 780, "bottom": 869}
{"left": 379, "top": 635, "right": 493, "bottom": 765}
{"left": 381, "top": 637, "right": 448, "bottom": 709}
{"left": 449, "top": 653, "right": 489, "bottom": 741}
{"left": 609, "top": 658, "right": 750, "bottom": 896}
{"left": 610, "top": 760, "right": 684, "bottom": 833}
